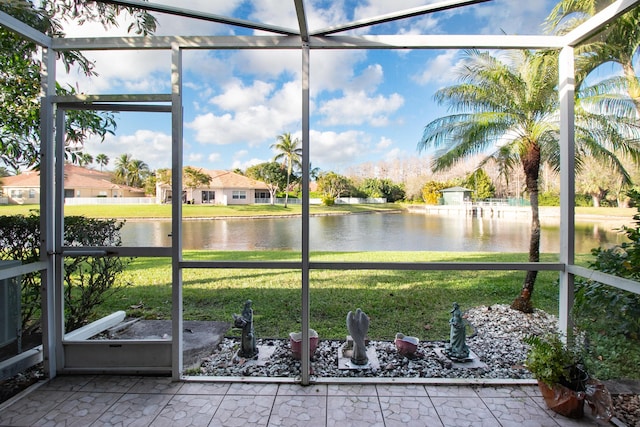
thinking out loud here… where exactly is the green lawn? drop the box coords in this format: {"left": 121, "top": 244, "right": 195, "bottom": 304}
{"left": 0, "top": 203, "right": 402, "bottom": 218}
{"left": 93, "top": 251, "right": 590, "bottom": 341}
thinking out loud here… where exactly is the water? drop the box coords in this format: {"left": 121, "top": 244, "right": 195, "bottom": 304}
{"left": 120, "top": 212, "right": 628, "bottom": 253}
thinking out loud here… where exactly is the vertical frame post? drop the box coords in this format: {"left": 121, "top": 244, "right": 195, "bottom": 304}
{"left": 558, "top": 46, "right": 576, "bottom": 338}
{"left": 300, "top": 42, "right": 311, "bottom": 385}
{"left": 39, "top": 47, "right": 57, "bottom": 378}
{"left": 171, "top": 42, "right": 184, "bottom": 379}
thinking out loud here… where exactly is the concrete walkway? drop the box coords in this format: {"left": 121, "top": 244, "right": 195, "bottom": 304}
{"left": 0, "top": 375, "right": 610, "bottom": 426}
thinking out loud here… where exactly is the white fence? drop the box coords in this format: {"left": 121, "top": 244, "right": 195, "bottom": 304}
{"left": 255, "top": 197, "right": 387, "bottom": 205}
{"left": 64, "top": 197, "right": 155, "bottom": 205}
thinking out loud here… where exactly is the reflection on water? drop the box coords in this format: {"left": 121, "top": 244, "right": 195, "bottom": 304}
{"left": 120, "top": 213, "right": 628, "bottom": 253}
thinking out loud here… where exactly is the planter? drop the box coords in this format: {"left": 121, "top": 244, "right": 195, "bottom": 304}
{"left": 289, "top": 329, "right": 319, "bottom": 360}
{"left": 537, "top": 380, "right": 585, "bottom": 419}
{"left": 394, "top": 333, "right": 419, "bottom": 357}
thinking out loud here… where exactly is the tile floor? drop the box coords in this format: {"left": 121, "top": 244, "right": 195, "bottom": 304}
{"left": 0, "top": 375, "right": 609, "bottom": 426}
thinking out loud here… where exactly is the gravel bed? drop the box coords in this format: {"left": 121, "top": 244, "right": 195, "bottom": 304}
{"left": 197, "top": 304, "right": 558, "bottom": 380}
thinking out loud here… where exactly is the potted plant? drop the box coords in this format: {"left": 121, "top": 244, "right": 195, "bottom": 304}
{"left": 289, "top": 329, "right": 319, "bottom": 360}
{"left": 523, "top": 334, "right": 588, "bottom": 418}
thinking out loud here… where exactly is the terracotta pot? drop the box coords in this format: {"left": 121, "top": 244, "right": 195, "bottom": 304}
{"left": 394, "top": 333, "right": 419, "bottom": 356}
{"left": 289, "top": 329, "right": 319, "bottom": 360}
{"left": 537, "top": 380, "right": 585, "bottom": 418}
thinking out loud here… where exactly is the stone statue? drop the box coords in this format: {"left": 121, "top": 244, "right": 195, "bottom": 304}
{"left": 346, "top": 308, "right": 369, "bottom": 365}
{"left": 233, "top": 300, "right": 258, "bottom": 358}
{"left": 445, "top": 302, "right": 470, "bottom": 360}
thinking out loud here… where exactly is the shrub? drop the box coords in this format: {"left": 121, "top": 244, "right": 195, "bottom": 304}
{"left": 0, "top": 213, "right": 130, "bottom": 333}
{"left": 572, "top": 189, "right": 640, "bottom": 379}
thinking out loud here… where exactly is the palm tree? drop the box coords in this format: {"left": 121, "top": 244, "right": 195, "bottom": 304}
{"left": 95, "top": 153, "right": 109, "bottom": 171}
{"left": 418, "top": 49, "right": 640, "bottom": 313}
{"left": 271, "top": 132, "right": 302, "bottom": 208}
{"left": 77, "top": 152, "right": 93, "bottom": 167}
{"left": 545, "top": 1, "right": 640, "bottom": 114}
{"left": 114, "top": 153, "right": 133, "bottom": 186}
{"left": 128, "top": 159, "right": 149, "bottom": 188}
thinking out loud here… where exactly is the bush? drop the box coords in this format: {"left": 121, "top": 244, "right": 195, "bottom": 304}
{"left": 0, "top": 213, "right": 130, "bottom": 333}
{"left": 572, "top": 189, "right": 640, "bottom": 379}
{"left": 321, "top": 195, "right": 335, "bottom": 206}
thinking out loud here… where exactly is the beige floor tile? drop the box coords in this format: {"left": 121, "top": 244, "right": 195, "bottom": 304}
{"left": 482, "top": 396, "right": 562, "bottom": 427}
{"left": 326, "top": 384, "right": 377, "bottom": 396}
{"left": 40, "top": 375, "right": 95, "bottom": 392}
{"left": 425, "top": 385, "right": 479, "bottom": 398}
{"left": 377, "top": 384, "right": 428, "bottom": 397}
{"left": 93, "top": 393, "right": 172, "bottom": 427}
{"left": 226, "top": 382, "right": 279, "bottom": 396}
{"left": 152, "top": 394, "right": 223, "bottom": 427}
{"left": 277, "top": 383, "right": 327, "bottom": 396}
{"left": 33, "top": 391, "right": 121, "bottom": 427}
{"left": 326, "top": 396, "right": 384, "bottom": 427}
{"left": 0, "top": 390, "right": 74, "bottom": 427}
{"left": 128, "top": 377, "right": 183, "bottom": 394}
{"left": 210, "top": 394, "right": 275, "bottom": 426}
{"left": 474, "top": 385, "right": 530, "bottom": 398}
{"left": 379, "top": 395, "right": 444, "bottom": 427}
{"left": 431, "top": 396, "right": 500, "bottom": 427}
{"left": 177, "top": 381, "right": 231, "bottom": 395}
{"left": 268, "top": 395, "right": 326, "bottom": 426}
{"left": 78, "top": 375, "right": 140, "bottom": 393}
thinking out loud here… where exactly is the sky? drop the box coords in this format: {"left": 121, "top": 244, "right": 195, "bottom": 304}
{"left": 55, "top": 0, "right": 559, "bottom": 175}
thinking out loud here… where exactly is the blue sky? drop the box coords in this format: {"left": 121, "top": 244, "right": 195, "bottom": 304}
{"left": 57, "top": 0, "right": 557, "bottom": 174}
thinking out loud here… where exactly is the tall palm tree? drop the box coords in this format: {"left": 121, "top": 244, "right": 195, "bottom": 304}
{"left": 114, "top": 153, "right": 133, "bottom": 186}
{"left": 545, "top": 1, "right": 640, "bottom": 114}
{"left": 271, "top": 132, "right": 302, "bottom": 208}
{"left": 418, "top": 49, "right": 640, "bottom": 313}
{"left": 128, "top": 159, "right": 149, "bottom": 188}
{"left": 95, "top": 153, "right": 109, "bottom": 171}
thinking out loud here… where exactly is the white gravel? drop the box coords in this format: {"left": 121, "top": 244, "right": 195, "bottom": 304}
{"left": 197, "top": 304, "right": 559, "bottom": 380}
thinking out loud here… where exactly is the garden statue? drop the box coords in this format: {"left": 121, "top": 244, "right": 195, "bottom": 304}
{"left": 346, "top": 308, "right": 369, "bottom": 365}
{"left": 445, "top": 302, "right": 470, "bottom": 361}
{"left": 233, "top": 300, "right": 258, "bottom": 358}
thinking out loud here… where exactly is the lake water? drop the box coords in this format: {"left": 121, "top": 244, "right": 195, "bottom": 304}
{"left": 120, "top": 212, "right": 628, "bottom": 253}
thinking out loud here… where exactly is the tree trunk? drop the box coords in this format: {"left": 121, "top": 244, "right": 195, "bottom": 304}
{"left": 512, "top": 142, "right": 541, "bottom": 313}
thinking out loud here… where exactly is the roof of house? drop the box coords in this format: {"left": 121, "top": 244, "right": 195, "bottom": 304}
{"left": 158, "top": 168, "right": 269, "bottom": 190}
{"left": 1, "top": 164, "right": 145, "bottom": 192}
{"left": 204, "top": 169, "right": 269, "bottom": 190}
{"left": 441, "top": 186, "right": 473, "bottom": 193}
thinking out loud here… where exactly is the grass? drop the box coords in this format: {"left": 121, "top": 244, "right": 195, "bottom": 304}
{"left": 91, "top": 251, "right": 593, "bottom": 341}
{"left": 0, "top": 203, "right": 402, "bottom": 218}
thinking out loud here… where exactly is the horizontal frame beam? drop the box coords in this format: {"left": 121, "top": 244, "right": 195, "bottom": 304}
{"left": 568, "top": 265, "right": 640, "bottom": 294}
{"left": 0, "top": 10, "right": 51, "bottom": 47}
{"left": 564, "top": 0, "right": 640, "bottom": 47}
{"left": 51, "top": 34, "right": 564, "bottom": 51}
{"left": 180, "top": 260, "right": 563, "bottom": 271}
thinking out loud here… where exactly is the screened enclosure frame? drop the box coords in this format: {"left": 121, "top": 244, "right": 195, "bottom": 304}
{"left": 1, "top": 0, "right": 639, "bottom": 385}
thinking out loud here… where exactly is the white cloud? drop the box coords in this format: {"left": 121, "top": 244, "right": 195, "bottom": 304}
{"left": 472, "top": 0, "right": 554, "bottom": 35}
{"left": 412, "top": 50, "right": 459, "bottom": 86}
{"left": 187, "top": 79, "right": 301, "bottom": 145}
{"left": 211, "top": 80, "right": 275, "bottom": 110}
{"left": 376, "top": 136, "right": 394, "bottom": 150}
{"left": 208, "top": 153, "right": 221, "bottom": 163}
{"left": 84, "top": 130, "right": 172, "bottom": 171}
{"left": 309, "top": 130, "right": 369, "bottom": 168}
{"left": 318, "top": 92, "right": 404, "bottom": 126}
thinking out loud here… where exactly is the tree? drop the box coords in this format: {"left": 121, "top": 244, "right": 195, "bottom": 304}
{"left": 95, "top": 153, "right": 109, "bottom": 171}
{"left": 0, "top": 1, "right": 156, "bottom": 172}
{"left": 77, "top": 152, "right": 94, "bottom": 167}
{"left": 418, "top": 49, "right": 640, "bottom": 313}
{"left": 463, "top": 169, "right": 495, "bottom": 200}
{"left": 128, "top": 159, "right": 149, "bottom": 188}
{"left": 421, "top": 180, "right": 450, "bottom": 205}
{"left": 113, "top": 153, "right": 134, "bottom": 186}
{"left": 271, "top": 132, "right": 302, "bottom": 208}
{"left": 359, "top": 178, "right": 406, "bottom": 202}
{"left": 317, "top": 171, "right": 350, "bottom": 205}
{"left": 545, "top": 1, "right": 640, "bottom": 115}
{"left": 246, "top": 162, "right": 288, "bottom": 205}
